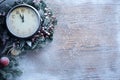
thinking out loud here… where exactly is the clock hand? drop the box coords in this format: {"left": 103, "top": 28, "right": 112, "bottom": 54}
{"left": 19, "top": 14, "right": 24, "bottom": 23}
{"left": 21, "top": 14, "right": 24, "bottom": 22}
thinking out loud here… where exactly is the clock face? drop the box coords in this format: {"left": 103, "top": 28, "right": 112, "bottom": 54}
{"left": 6, "top": 4, "right": 40, "bottom": 38}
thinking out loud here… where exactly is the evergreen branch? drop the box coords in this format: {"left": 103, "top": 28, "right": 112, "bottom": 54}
{"left": 0, "top": 0, "right": 5, "bottom": 4}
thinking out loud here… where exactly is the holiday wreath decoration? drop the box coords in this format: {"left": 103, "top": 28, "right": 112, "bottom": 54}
{"left": 0, "top": 0, "right": 57, "bottom": 80}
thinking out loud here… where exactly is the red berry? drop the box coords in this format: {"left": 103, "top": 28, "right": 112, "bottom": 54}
{"left": 0, "top": 57, "right": 10, "bottom": 66}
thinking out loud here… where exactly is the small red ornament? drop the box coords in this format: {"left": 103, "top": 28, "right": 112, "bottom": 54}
{"left": 0, "top": 57, "right": 10, "bottom": 66}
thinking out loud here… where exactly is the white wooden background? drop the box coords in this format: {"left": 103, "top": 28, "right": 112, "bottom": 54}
{"left": 3, "top": 0, "right": 120, "bottom": 80}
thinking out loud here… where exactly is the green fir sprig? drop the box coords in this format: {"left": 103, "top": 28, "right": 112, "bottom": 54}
{"left": 0, "top": 0, "right": 57, "bottom": 80}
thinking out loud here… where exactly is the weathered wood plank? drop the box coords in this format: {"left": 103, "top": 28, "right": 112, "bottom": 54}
{"left": 17, "top": 0, "right": 120, "bottom": 80}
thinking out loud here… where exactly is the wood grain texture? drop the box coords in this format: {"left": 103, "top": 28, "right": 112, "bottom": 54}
{"left": 17, "top": 0, "right": 120, "bottom": 80}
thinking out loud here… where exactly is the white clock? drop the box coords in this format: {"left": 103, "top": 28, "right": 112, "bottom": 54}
{"left": 6, "top": 4, "right": 41, "bottom": 38}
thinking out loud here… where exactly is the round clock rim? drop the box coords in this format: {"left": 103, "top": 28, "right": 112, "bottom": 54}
{"left": 6, "top": 4, "right": 41, "bottom": 38}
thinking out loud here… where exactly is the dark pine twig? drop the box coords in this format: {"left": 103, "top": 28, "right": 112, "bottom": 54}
{"left": 0, "top": 0, "right": 5, "bottom": 4}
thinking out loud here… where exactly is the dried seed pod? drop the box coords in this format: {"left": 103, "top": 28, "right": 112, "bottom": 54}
{"left": 11, "top": 48, "right": 21, "bottom": 56}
